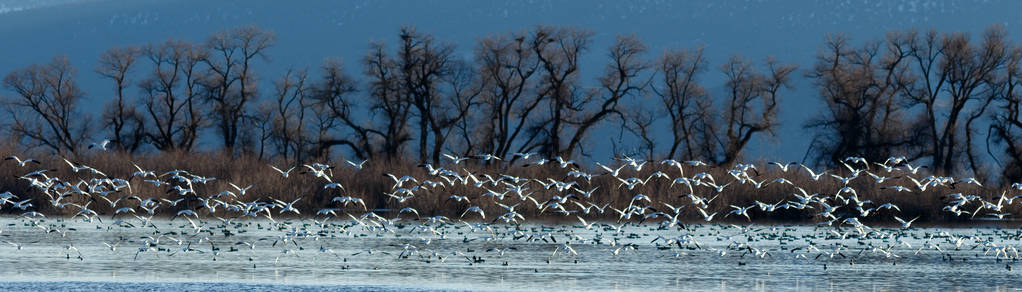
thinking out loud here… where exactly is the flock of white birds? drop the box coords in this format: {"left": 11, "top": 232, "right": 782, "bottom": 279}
{"left": 0, "top": 152, "right": 1020, "bottom": 271}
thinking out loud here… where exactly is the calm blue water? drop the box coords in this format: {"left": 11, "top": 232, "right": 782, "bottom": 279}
{"left": 0, "top": 281, "right": 450, "bottom": 292}
{"left": 0, "top": 217, "right": 1017, "bottom": 291}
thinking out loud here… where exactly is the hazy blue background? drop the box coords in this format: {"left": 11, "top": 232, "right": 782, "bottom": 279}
{"left": 1, "top": 0, "right": 1020, "bottom": 162}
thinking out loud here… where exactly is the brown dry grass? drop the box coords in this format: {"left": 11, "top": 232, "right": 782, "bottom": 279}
{"left": 0, "top": 143, "right": 1018, "bottom": 226}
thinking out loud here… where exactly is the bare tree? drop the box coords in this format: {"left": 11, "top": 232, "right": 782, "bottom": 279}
{"left": 956, "top": 28, "right": 1009, "bottom": 179}
{"left": 652, "top": 47, "right": 712, "bottom": 160}
{"left": 96, "top": 46, "right": 146, "bottom": 153}
{"left": 902, "top": 26, "right": 1009, "bottom": 175}
{"left": 437, "top": 59, "right": 483, "bottom": 158}
{"left": 20, "top": 24, "right": 1022, "bottom": 182}
{"left": 395, "top": 26, "right": 463, "bottom": 163}
{"left": 251, "top": 101, "right": 275, "bottom": 160}
{"left": 803, "top": 33, "right": 915, "bottom": 167}
{"left": 560, "top": 35, "right": 649, "bottom": 159}
{"left": 988, "top": 45, "right": 1022, "bottom": 181}
{"left": 709, "top": 56, "right": 797, "bottom": 166}
{"left": 530, "top": 26, "right": 593, "bottom": 158}
{"left": 2, "top": 55, "right": 90, "bottom": 154}
{"left": 307, "top": 93, "right": 341, "bottom": 159}
{"left": 474, "top": 30, "right": 541, "bottom": 160}
{"left": 139, "top": 40, "right": 207, "bottom": 152}
{"left": 268, "top": 68, "right": 311, "bottom": 162}
{"left": 310, "top": 58, "right": 368, "bottom": 159}
{"left": 312, "top": 54, "right": 410, "bottom": 161}
{"left": 202, "top": 25, "right": 275, "bottom": 154}
{"left": 621, "top": 106, "right": 658, "bottom": 161}
{"left": 363, "top": 44, "right": 415, "bottom": 160}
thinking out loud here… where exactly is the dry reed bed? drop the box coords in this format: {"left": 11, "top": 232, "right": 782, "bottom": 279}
{"left": 0, "top": 145, "right": 1018, "bottom": 226}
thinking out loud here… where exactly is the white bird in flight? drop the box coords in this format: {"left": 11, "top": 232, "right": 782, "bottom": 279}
{"left": 269, "top": 165, "right": 297, "bottom": 178}
{"left": 4, "top": 156, "right": 40, "bottom": 167}
{"left": 346, "top": 159, "right": 369, "bottom": 170}
{"left": 88, "top": 139, "right": 113, "bottom": 151}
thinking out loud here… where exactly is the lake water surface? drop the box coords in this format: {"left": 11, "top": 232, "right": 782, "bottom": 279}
{"left": 0, "top": 217, "right": 1016, "bottom": 291}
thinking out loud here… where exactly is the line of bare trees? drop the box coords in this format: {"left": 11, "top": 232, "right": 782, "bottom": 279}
{"left": 805, "top": 25, "right": 1022, "bottom": 181}
{"left": 2, "top": 25, "right": 1021, "bottom": 181}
